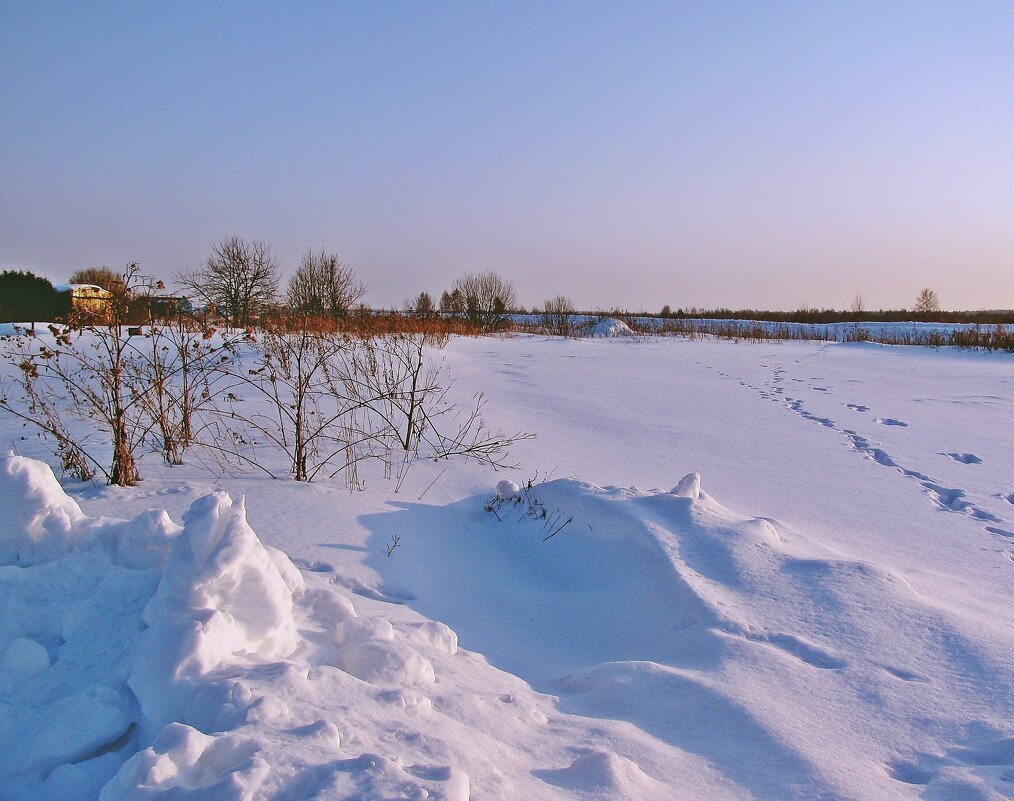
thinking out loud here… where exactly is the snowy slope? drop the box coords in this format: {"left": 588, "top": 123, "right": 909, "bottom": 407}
{"left": 1, "top": 333, "right": 1012, "bottom": 800}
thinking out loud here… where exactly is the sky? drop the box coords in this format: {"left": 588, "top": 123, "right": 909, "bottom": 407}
{"left": 2, "top": 1, "right": 1012, "bottom": 311}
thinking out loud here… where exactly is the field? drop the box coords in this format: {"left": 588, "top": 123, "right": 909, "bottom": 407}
{"left": 1, "top": 331, "right": 1012, "bottom": 800}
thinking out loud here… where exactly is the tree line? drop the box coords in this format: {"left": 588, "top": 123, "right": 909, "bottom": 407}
{"left": 2, "top": 236, "right": 534, "bottom": 332}
{"left": 4, "top": 236, "right": 1010, "bottom": 329}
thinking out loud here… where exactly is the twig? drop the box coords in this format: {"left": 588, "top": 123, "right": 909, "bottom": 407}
{"left": 543, "top": 516, "right": 573, "bottom": 541}
{"left": 418, "top": 466, "right": 448, "bottom": 500}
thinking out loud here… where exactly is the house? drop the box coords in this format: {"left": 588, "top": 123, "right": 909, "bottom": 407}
{"left": 54, "top": 283, "right": 114, "bottom": 322}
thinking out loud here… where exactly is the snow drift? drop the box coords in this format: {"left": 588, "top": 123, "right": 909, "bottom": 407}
{"left": 0, "top": 456, "right": 474, "bottom": 801}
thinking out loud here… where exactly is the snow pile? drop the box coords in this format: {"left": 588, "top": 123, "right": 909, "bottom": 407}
{"left": 670, "top": 471, "right": 702, "bottom": 499}
{"left": 586, "top": 317, "right": 635, "bottom": 337}
{"left": 0, "top": 454, "right": 88, "bottom": 564}
{"left": 495, "top": 479, "right": 521, "bottom": 500}
{"left": 377, "top": 467, "right": 1014, "bottom": 800}
{"left": 127, "top": 491, "right": 303, "bottom": 740}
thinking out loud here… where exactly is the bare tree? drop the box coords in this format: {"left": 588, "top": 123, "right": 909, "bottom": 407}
{"left": 69, "top": 267, "right": 126, "bottom": 294}
{"left": 451, "top": 272, "right": 516, "bottom": 330}
{"left": 541, "top": 295, "right": 575, "bottom": 337}
{"left": 177, "top": 236, "right": 279, "bottom": 328}
{"left": 851, "top": 295, "right": 866, "bottom": 314}
{"left": 286, "top": 250, "right": 365, "bottom": 319}
{"left": 913, "top": 288, "right": 940, "bottom": 315}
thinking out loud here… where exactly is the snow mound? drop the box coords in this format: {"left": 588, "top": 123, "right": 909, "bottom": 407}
{"left": 129, "top": 491, "right": 303, "bottom": 738}
{"left": 0, "top": 462, "right": 165, "bottom": 799}
{"left": 536, "top": 749, "right": 665, "bottom": 796}
{"left": 331, "top": 615, "right": 435, "bottom": 686}
{"left": 100, "top": 723, "right": 269, "bottom": 801}
{"left": 0, "top": 454, "right": 86, "bottom": 564}
{"left": 586, "top": 317, "right": 635, "bottom": 337}
{"left": 0, "top": 454, "right": 180, "bottom": 567}
{"left": 496, "top": 479, "right": 521, "bottom": 500}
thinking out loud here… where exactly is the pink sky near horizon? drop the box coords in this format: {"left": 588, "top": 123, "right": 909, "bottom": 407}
{"left": 2, "top": 2, "right": 1012, "bottom": 311}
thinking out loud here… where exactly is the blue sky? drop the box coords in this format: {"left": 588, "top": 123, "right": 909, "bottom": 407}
{"left": 2, "top": 1, "right": 1012, "bottom": 310}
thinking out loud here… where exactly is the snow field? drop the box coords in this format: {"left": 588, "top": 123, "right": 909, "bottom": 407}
{"left": 1, "top": 331, "right": 1012, "bottom": 800}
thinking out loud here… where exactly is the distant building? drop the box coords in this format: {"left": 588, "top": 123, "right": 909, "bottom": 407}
{"left": 140, "top": 295, "right": 191, "bottom": 319}
{"left": 54, "top": 283, "right": 113, "bottom": 322}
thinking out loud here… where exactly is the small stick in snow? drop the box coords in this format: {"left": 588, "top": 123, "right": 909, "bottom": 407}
{"left": 543, "top": 516, "right": 573, "bottom": 541}
{"left": 418, "top": 467, "right": 448, "bottom": 500}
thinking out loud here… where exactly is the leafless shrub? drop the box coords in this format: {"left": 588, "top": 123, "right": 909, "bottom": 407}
{"left": 1, "top": 363, "right": 96, "bottom": 481}
{"left": 1, "top": 265, "right": 246, "bottom": 484}
{"left": 200, "top": 315, "right": 532, "bottom": 485}
{"left": 203, "top": 317, "right": 362, "bottom": 481}
{"left": 130, "top": 311, "right": 241, "bottom": 465}
{"left": 541, "top": 295, "right": 575, "bottom": 337}
{"left": 344, "top": 332, "right": 533, "bottom": 476}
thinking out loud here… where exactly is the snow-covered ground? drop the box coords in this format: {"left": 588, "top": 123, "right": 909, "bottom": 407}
{"left": 1, "top": 332, "right": 1012, "bottom": 800}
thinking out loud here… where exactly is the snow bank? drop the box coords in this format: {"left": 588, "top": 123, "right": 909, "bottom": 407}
{"left": 0, "top": 459, "right": 311, "bottom": 797}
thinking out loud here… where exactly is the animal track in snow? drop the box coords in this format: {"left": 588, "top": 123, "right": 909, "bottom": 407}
{"left": 874, "top": 418, "right": 908, "bottom": 427}
{"left": 764, "top": 366, "right": 1008, "bottom": 541}
{"left": 843, "top": 431, "right": 897, "bottom": 467}
{"left": 920, "top": 483, "right": 1001, "bottom": 522}
{"left": 785, "top": 398, "right": 835, "bottom": 427}
{"left": 941, "top": 452, "right": 982, "bottom": 464}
